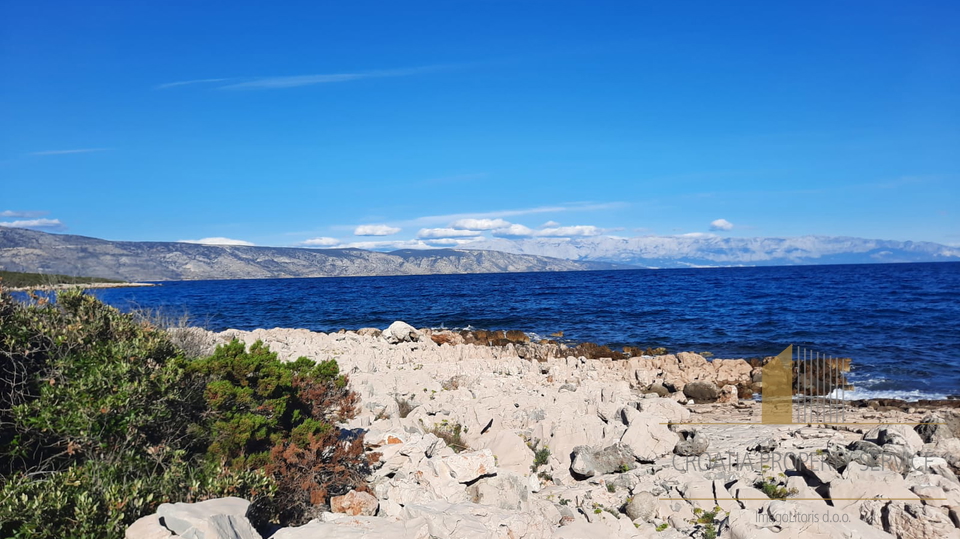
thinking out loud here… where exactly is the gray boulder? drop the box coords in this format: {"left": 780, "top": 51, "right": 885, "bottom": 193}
{"left": 682, "top": 381, "right": 720, "bottom": 403}
{"left": 674, "top": 428, "right": 709, "bottom": 457}
{"left": 624, "top": 491, "right": 658, "bottom": 522}
{"left": 570, "top": 443, "right": 635, "bottom": 479}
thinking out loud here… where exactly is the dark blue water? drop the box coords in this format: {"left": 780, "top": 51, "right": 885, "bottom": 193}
{"left": 90, "top": 262, "right": 960, "bottom": 400}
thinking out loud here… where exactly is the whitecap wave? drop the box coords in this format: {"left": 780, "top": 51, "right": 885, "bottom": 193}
{"left": 826, "top": 387, "right": 951, "bottom": 401}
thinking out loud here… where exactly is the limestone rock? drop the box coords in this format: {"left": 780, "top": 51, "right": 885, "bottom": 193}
{"left": 881, "top": 501, "right": 960, "bottom": 539}
{"left": 155, "top": 497, "right": 260, "bottom": 539}
{"left": 382, "top": 321, "right": 420, "bottom": 344}
{"left": 624, "top": 491, "right": 658, "bottom": 522}
{"left": 749, "top": 438, "right": 778, "bottom": 453}
{"left": 482, "top": 430, "right": 534, "bottom": 476}
{"left": 864, "top": 424, "right": 925, "bottom": 455}
{"left": 921, "top": 437, "right": 960, "bottom": 469}
{"left": 466, "top": 471, "right": 529, "bottom": 511}
{"left": 916, "top": 412, "right": 960, "bottom": 444}
{"left": 673, "top": 427, "right": 709, "bottom": 457}
{"left": 682, "top": 381, "right": 720, "bottom": 403}
{"left": 125, "top": 514, "right": 175, "bottom": 539}
{"left": 728, "top": 501, "right": 895, "bottom": 539}
{"left": 828, "top": 470, "right": 919, "bottom": 511}
{"left": 717, "top": 384, "right": 738, "bottom": 403}
{"left": 401, "top": 501, "right": 553, "bottom": 538}
{"left": 619, "top": 414, "right": 679, "bottom": 462}
{"left": 570, "top": 443, "right": 634, "bottom": 479}
{"left": 270, "top": 515, "right": 428, "bottom": 539}
{"left": 330, "top": 490, "right": 379, "bottom": 516}
{"left": 442, "top": 449, "right": 497, "bottom": 483}
{"left": 637, "top": 398, "right": 690, "bottom": 423}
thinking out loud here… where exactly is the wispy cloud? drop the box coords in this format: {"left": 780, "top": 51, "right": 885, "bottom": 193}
{"left": 155, "top": 78, "right": 233, "bottom": 90}
{"left": 0, "top": 218, "right": 66, "bottom": 231}
{"left": 179, "top": 237, "right": 255, "bottom": 246}
{"left": 1, "top": 210, "right": 47, "bottom": 218}
{"left": 192, "top": 64, "right": 452, "bottom": 91}
{"left": 401, "top": 202, "right": 626, "bottom": 227}
{"left": 29, "top": 148, "right": 112, "bottom": 156}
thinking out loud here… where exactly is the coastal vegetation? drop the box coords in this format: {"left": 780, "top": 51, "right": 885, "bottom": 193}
{"left": 0, "top": 288, "right": 374, "bottom": 538}
{"left": 0, "top": 270, "right": 122, "bottom": 288}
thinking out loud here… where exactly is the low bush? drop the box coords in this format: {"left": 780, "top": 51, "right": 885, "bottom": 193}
{"left": 755, "top": 476, "right": 798, "bottom": 500}
{"left": 189, "top": 339, "right": 375, "bottom": 525}
{"left": 0, "top": 288, "right": 375, "bottom": 537}
{"left": 426, "top": 420, "right": 468, "bottom": 453}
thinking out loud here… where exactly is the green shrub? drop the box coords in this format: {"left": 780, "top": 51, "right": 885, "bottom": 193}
{"left": 754, "top": 477, "right": 798, "bottom": 500}
{"left": 690, "top": 506, "right": 727, "bottom": 539}
{"left": 0, "top": 289, "right": 237, "bottom": 538}
{"left": 528, "top": 438, "right": 551, "bottom": 473}
{"left": 0, "top": 288, "right": 375, "bottom": 536}
{"left": 189, "top": 339, "right": 375, "bottom": 525}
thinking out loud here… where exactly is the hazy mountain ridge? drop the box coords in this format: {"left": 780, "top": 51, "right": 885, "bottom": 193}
{"left": 0, "top": 228, "right": 622, "bottom": 282}
{"left": 464, "top": 235, "right": 960, "bottom": 267}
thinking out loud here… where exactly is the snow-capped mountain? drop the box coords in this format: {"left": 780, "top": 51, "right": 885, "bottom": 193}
{"left": 464, "top": 235, "right": 960, "bottom": 268}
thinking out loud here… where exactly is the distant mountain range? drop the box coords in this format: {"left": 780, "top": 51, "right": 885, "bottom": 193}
{"left": 0, "top": 228, "right": 622, "bottom": 281}
{"left": 1, "top": 228, "right": 957, "bottom": 282}
{"left": 465, "top": 235, "right": 960, "bottom": 267}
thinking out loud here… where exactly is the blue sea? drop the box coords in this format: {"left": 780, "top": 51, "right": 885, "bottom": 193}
{"left": 90, "top": 262, "right": 960, "bottom": 400}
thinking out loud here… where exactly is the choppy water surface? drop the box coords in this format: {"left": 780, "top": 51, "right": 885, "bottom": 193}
{"left": 91, "top": 262, "right": 960, "bottom": 400}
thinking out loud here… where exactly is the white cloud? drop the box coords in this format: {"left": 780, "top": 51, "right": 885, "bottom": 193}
{"left": 0, "top": 218, "right": 66, "bottom": 231}
{"left": 1, "top": 210, "right": 47, "bottom": 218}
{"left": 417, "top": 227, "right": 482, "bottom": 239}
{"left": 450, "top": 218, "right": 511, "bottom": 230}
{"left": 492, "top": 224, "right": 535, "bottom": 237}
{"left": 542, "top": 220, "right": 560, "bottom": 227}
{"left": 677, "top": 232, "right": 718, "bottom": 238}
{"left": 180, "top": 237, "right": 255, "bottom": 246}
{"left": 710, "top": 218, "right": 734, "bottom": 231}
{"left": 29, "top": 148, "right": 111, "bottom": 156}
{"left": 300, "top": 237, "right": 340, "bottom": 247}
{"left": 354, "top": 224, "right": 401, "bottom": 236}
{"left": 536, "top": 225, "right": 601, "bottom": 237}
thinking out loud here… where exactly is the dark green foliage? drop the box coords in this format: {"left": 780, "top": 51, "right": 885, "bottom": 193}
{"left": 188, "top": 338, "right": 374, "bottom": 526}
{"left": 0, "top": 288, "right": 372, "bottom": 537}
{"left": 0, "top": 270, "right": 121, "bottom": 288}
{"left": 691, "top": 506, "right": 726, "bottom": 539}
{"left": 754, "top": 476, "right": 798, "bottom": 500}
{"left": 188, "top": 339, "right": 355, "bottom": 469}
{"left": 528, "top": 438, "right": 551, "bottom": 473}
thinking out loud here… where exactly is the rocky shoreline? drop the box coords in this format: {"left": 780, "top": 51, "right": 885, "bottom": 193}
{"left": 128, "top": 323, "right": 960, "bottom": 539}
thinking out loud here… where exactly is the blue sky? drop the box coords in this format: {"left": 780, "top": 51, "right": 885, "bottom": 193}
{"left": 1, "top": 1, "right": 958, "bottom": 249}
